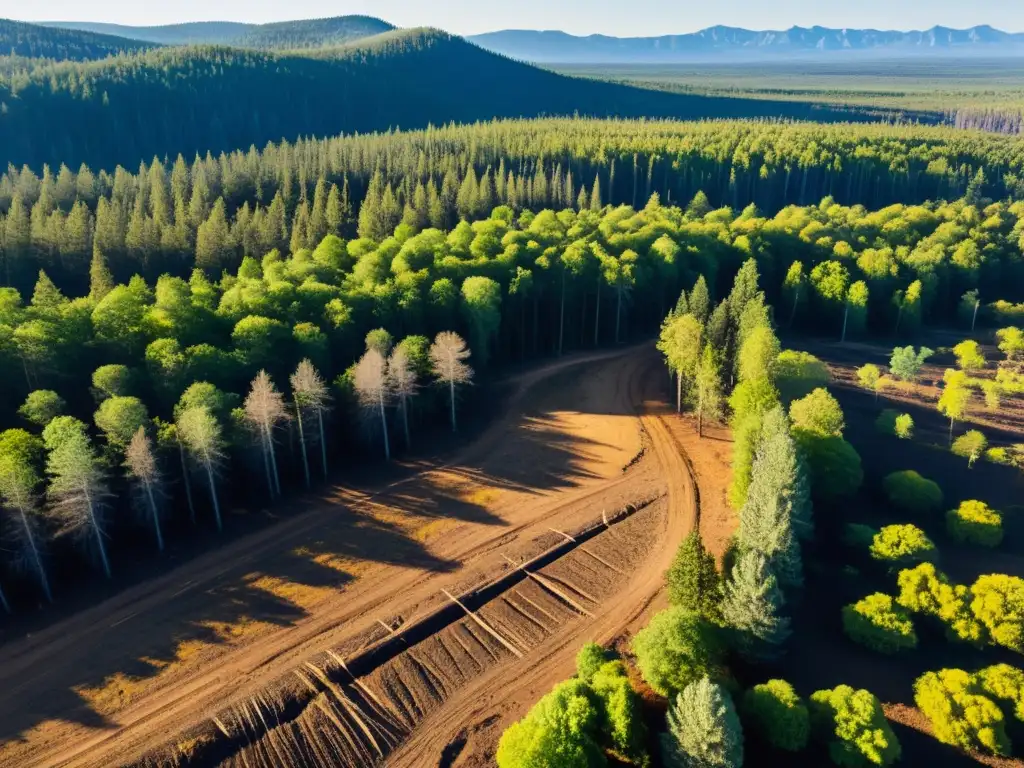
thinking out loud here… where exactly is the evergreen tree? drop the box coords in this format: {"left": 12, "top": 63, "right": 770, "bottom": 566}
{"left": 722, "top": 550, "right": 791, "bottom": 661}
{"left": 691, "top": 344, "right": 724, "bottom": 438}
{"left": 667, "top": 531, "right": 721, "bottom": 622}
{"left": 690, "top": 275, "right": 711, "bottom": 325}
{"left": 195, "top": 198, "right": 233, "bottom": 272}
{"left": 662, "top": 676, "right": 744, "bottom": 768}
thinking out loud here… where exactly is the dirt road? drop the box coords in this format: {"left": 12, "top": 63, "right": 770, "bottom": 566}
{"left": 0, "top": 343, "right": 699, "bottom": 768}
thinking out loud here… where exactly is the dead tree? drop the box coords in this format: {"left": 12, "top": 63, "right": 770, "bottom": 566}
{"left": 430, "top": 331, "right": 474, "bottom": 432}
{"left": 243, "top": 371, "right": 290, "bottom": 498}
{"left": 388, "top": 346, "right": 418, "bottom": 448}
{"left": 125, "top": 427, "right": 165, "bottom": 551}
{"left": 354, "top": 349, "right": 392, "bottom": 461}
{"left": 290, "top": 359, "right": 331, "bottom": 486}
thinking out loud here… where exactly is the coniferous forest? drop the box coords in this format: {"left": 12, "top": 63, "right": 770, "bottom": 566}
{"left": 2, "top": 11, "right": 1024, "bottom": 768}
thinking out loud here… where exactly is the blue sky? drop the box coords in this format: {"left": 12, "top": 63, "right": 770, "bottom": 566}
{"left": 13, "top": 0, "right": 1024, "bottom": 36}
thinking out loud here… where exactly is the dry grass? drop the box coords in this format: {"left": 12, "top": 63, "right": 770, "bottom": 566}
{"left": 412, "top": 518, "right": 460, "bottom": 542}
{"left": 463, "top": 488, "right": 502, "bottom": 507}
{"left": 248, "top": 575, "right": 334, "bottom": 611}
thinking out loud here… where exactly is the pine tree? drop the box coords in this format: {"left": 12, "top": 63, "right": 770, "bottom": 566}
{"left": 590, "top": 175, "right": 603, "bottom": 210}
{"left": 666, "top": 531, "right": 721, "bottom": 622}
{"left": 325, "top": 182, "right": 343, "bottom": 237}
{"left": 195, "top": 198, "right": 233, "bottom": 272}
{"left": 88, "top": 247, "right": 115, "bottom": 301}
{"left": 662, "top": 676, "right": 744, "bottom": 768}
{"left": 691, "top": 345, "right": 724, "bottom": 438}
{"left": 124, "top": 427, "right": 165, "bottom": 552}
{"left": 722, "top": 550, "right": 791, "bottom": 661}
{"left": 690, "top": 275, "right": 711, "bottom": 325}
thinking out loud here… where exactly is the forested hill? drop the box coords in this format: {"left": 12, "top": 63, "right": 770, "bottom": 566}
{"left": 232, "top": 16, "right": 395, "bottom": 50}
{"left": 0, "top": 28, "right": 895, "bottom": 172}
{"left": 37, "top": 20, "right": 252, "bottom": 46}
{"left": 0, "top": 18, "right": 154, "bottom": 60}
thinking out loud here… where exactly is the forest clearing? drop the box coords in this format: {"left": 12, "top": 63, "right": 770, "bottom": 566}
{"left": 0, "top": 343, "right": 707, "bottom": 767}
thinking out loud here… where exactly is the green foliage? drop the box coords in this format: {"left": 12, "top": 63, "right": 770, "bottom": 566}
{"left": 18, "top": 390, "right": 65, "bottom": 427}
{"left": 741, "top": 679, "right": 809, "bottom": 752}
{"left": 914, "top": 669, "right": 1009, "bottom": 755}
{"left": 722, "top": 550, "right": 792, "bottom": 661}
{"left": 869, "top": 525, "right": 936, "bottom": 566}
{"left": 889, "top": 346, "right": 933, "bottom": 382}
{"left": 776, "top": 350, "right": 830, "bottom": 403}
{"left": 970, "top": 574, "right": 1024, "bottom": 653}
{"left": 576, "top": 643, "right": 611, "bottom": 685}
{"left": 842, "top": 593, "right": 918, "bottom": 654}
{"left": 952, "top": 430, "right": 987, "bottom": 467}
{"left": 953, "top": 340, "right": 986, "bottom": 371}
{"left": 496, "top": 679, "right": 605, "bottom": 768}
{"left": 666, "top": 531, "right": 721, "bottom": 622}
{"left": 894, "top": 414, "right": 914, "bottom": 440}
{"left": 94, "top": 396, "right": 150, "bottom": 448}
{"left": 789, "top": 388, "right": 844, "bottom": 437}
{"left": 632, "top": 607, "right": 720, "bottom": 698}
{"left": 843, "top": 523, "right": 878, "bottom": 549}
{"left": 794, "top": 432, "right": 863, "bottom": 501}
{"left": 809, "top": 685, "right": 900, "bottom": 767}
{"left": 947, "top": 501, "right": 1003, "bottom": 548}
{"left": 590, "top": 661, "right": 647, "bottom": 762}
{"left": 461, "top": 276, "right": 502, "bottom": 369}
{"left": 882, "top": 471, "right": 943, "bottom": 515}
{"left": 92, "top": 364, "right": 136, "bottom": 400}
{"left": 997, "top": 327, "right": 1024, "bottom": 362}
{"left": 662, "top": 677, "right": 743, "bottom": 768}
{"left": 856, "top": 364, "right": 882, "bottom": 396}
{"left": 975, "top": 664, "right": 1024, "bottom": 721}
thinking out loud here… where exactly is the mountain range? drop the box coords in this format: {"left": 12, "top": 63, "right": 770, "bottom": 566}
{"left": 466, "top": 25, "right": 1024, "bottom": 62}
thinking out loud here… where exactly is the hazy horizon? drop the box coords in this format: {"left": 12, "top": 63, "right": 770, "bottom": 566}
{"left": 9, "top": 0, "right": 1024, "bottom": 37}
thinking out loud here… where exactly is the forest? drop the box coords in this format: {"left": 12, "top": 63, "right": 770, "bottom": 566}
{"left": 0, "top": 27, "right": 912, "bottom": 172}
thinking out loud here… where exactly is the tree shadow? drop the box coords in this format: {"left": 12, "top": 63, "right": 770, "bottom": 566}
{"left": 0, "top": 350, "right": 640, "bottom": 753}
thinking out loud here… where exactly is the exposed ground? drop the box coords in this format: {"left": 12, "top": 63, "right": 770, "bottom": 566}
{"left": 0, "top": 342, "right": 712, "bottom": 768}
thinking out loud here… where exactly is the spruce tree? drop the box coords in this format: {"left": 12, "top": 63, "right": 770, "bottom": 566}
{"left": 88, "top": 247, "right": 115, "bottom": 301}
{"left": 666, "top": 531, "right": 721, "bottom": 621}
{"left": 721, "top": 550, "right": 791, "bottom": 661}
{"left": 662, "top": 676, "right": 744, "bottom": 768}
{"left": 690, "top": 275, "right": 711, "bottom": 325}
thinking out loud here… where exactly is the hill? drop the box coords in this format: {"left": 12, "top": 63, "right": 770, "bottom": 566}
{"left": 468, "top": 24, "right": 1024, "bottom": 63}
{"left": 0, "top": 28, "right": 891, "bottom": 171}
{"left": 37, "top": 20, "right": 252, "bottom": 45}
{"left": 0, "top": 17, "right": 154, "bottom": 60}
{"left": 38, "top": 16, "right": 394, "bottom": 50}
{"left": 233, "top": 16, "right": 395, "bottom": 50}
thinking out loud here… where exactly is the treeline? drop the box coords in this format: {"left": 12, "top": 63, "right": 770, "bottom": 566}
{"left": 231, "top": 16, "right": 394, "bottom": 50}
{"left": 0, "top": 19, "right": 154, "bottom": 62}
{"left": 0, "top": 33, "right": 908, "bottom": 173}
{"left": 4, "top": 117, "right": 1024, "bottom": 298}
{"left": 952, "top": 108, "right": 1024, "bottom": 136}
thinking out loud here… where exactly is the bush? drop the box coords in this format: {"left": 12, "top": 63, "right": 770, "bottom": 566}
{"left": 790, "top": 388, "right": 845, "bottom": 437}
{"left": 809, "top": 685, "right": 901, "bottom": 767}
{"left": 947, "top": 501, "right": 1003, "bottom": 548}
{"left": 869, "top": 524, "right": 937, "bottom": 566}
{"left": 894, "top": 414, "right": 914, "bottom": 440}
{"left": 970, "top": 575, "right": 1024, "bottom": 653}
{"left": 794, "top": 432, "right": 863, "bottom": 501}
{"left": 883, "top": 471, "right": 943, "bottom": 515}
{"left": 632, "top": 607, "right": 720, "bottom": 698}
{"left": 874, "top": 409, "right": 912, "bottom": 439}
{"left": 496, "top": 679, "right": 604, "bottom": 768}
{"left": 914, "top": 669, "right": 1009, "bottom": 755}
{"left": 952, "top": 430, "right": 988, "bottom": 468}
{"left": 742, "top": 679, "right": 810, "bottom": 752}
{"left": 590, "top": 661, "right": 647, "bottom": 762}
{"left": 895, "top": 564, "right": 986, "bottom": 645}
{"left": 776, "top": 350, "right": 830, "bottom": 403}
{"left": 975, "top": 664, "right": 1024, "bottom": 721}
{"left": 576, "top": 642, "right": 611, "bottom": 684}
{"left": 985, "top": 447, "right": 1013, "bottom": 466}
{"left": 842, "top": 593, "right": 917, "bottom": 654}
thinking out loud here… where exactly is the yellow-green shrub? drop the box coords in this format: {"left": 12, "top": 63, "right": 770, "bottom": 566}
{"left": 869, "top": 524, "right": 936, "bottom": 566}
{"left": 971, "top": 575, "right": 1024, "bottom": 653}
{"left": 975, "top": 664, "right": 1024, "bottom": 721}
{"left": 947, "top": 501, "right": 1003, "bottom": 548}
{"left": 496, "top": 680, "right": 604, "bottom": 768}
{"left": 741, "top": 679, "right": 810, "bottom": 752}
{"left": 913, "top": 669, "right": 1009, "bottom": 755}
{"left": 590, "top": 660, "right": 647, "bottom": 762}
{"left": 842, "top": 594, "right": 917, "bottom": 654}
{"left": 809, "top": 685, "right": 901, "bottom": 767}
{"left": 883, "top": 471, "right": 943, "bottom": 515}
{"left": 895, "top": 564, "right": 986, "bottom": 645}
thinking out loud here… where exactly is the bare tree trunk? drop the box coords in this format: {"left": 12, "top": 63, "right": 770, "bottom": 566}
{"left": 449, "top": 378, "right": 457, "bottom": 433}
{"left": 594, "top": 276, "right": 601, "bottom": 346}
{"left": 317, "top": 410, "right": 327, "bottom": 477}
{"left": 295, "top": 404, "right": 311, "bottom": 489}
{"left": 84, "top": 488, "right": 111, "bottom": 579}
{"left": 615, "top": 286, "right": 623, "bottom": 343}
{"left": 789, "top": 286, "right": 800, "bottom": 327}
{"left": 0, "top": 583, "right": 9, "bottom": 614}
{"left": 401, "top": 397, "right": 411, "bottom": 448}
{"left": 267, "top": 432, "right": 281, "bottom": 496}
{"left": 971, "top": 301, "right": 980, "bottom": 332}
{"left": 144, "top": 482, "right": 164, "bottom": 552}
{"left": 260, "top": 435, "right": 275, "bottom": 496}
{"left": 841, "top": 302, "right": 850, "bottom": 343}
{"left": 19, "top": 510, "right": 51, "bottom": 602}
{"left": 179, "top": 442, "right": 196, "bottom": 523}
{"left": 203, "top": 457, "right": 222, "bottom": 531}
{"left": 378, "top": 394, "right": 391, "bottom": 461}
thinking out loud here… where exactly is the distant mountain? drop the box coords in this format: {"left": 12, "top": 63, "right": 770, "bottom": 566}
{"left": 468, "top": 25, "right": 1024, "bottom": 62}
{"left": 38, "top": 16, "right": 395, "bottom": 50}
{"left": 233, "top": 16, "right": 395, "bottom": 50}
{"left": 0, "top": 17, "right": 155, "bottom": 59}
{"left": 0, "top": 27, "right": 886, "bottom": 171}
{"left": 38, "top": 20, "right": 252, "bottom": 46}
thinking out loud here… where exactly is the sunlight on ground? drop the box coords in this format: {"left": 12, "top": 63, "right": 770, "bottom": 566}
{"left": 248, "top": 575, "right": 336, "bottom": 611}
{"left": 462, "top": 487, "right": 502, "bottom": 507}
{"left": 413, "top": 518, "right": 460, "bottom": 542}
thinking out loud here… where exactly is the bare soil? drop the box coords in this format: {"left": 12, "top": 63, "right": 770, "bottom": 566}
{"left": 0, "top": 343, "right": 706, "bottom": 768}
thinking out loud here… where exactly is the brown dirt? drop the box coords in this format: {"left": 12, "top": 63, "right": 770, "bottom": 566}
{"left": 0, "top": 343, "right": 707, "bottom": 768}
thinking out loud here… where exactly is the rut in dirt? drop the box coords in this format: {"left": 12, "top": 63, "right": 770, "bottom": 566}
{"left": 138, "top": 495, "right": 663, "bottom": 768}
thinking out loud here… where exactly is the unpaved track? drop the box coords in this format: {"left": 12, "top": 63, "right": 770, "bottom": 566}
{"left": 0, "top": 344, "right": 695, "bottom": 768}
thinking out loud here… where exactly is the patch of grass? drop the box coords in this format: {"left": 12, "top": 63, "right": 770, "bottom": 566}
{"left": 248, "top": 574, "right": 334, "bottom": 610}
{"left": 413, "top": 517, "right": 460, "bottom": 542}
